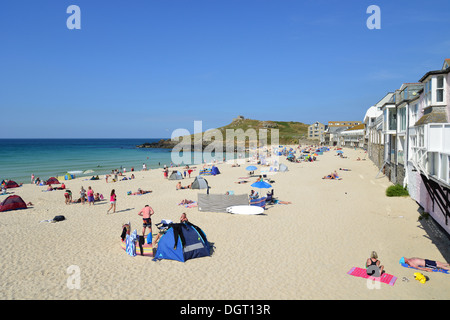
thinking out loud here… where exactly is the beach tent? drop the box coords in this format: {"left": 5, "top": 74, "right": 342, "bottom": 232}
{"left": 279, "top": 164, "right": 288, "bottom": 172}
{"left": 46, "top": 177, "right": 60, "bottom": 185}
{"left": 191, "top": 176, "right": 209, "bottom": 190}
{"left": 198, "top": 193, "right": 249, "bottom": 213}
{"left": 5, "top": 180, "right": 20, "bottom": 189}
{"left": 57, "top": 173, "right": 74, "bottom": 181}
{"left": 0, "top": 195, "right": 27, "bottom": 212}
{"left": 211, "top": 166, "right": 220, "bottom": 175}
{"left": 153, "top": 222, "right": 210, "bottom": 262}
{"left": 168, "top": 171, "right": 183, "bottom": 180}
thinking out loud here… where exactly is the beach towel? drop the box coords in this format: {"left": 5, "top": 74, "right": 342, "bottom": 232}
{"left": 399, "top": 262, "right": 449, "bottom": 274}
{"left": 126, "top": 230, "right": 137, "bottom": 257}
{"left": 347, "top": 267, "right": 397, "bottom": 286}
{"left": 178, "top": 201, "right": 198, "bottom": 208}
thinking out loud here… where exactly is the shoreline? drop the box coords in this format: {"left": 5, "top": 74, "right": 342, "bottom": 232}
{"left": 1, "top": 145, "right": 449, "bottom": 300}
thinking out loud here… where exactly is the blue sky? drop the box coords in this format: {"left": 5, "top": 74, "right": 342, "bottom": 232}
{"left": 1, "top": 0, "right": 449, "bottom": 138}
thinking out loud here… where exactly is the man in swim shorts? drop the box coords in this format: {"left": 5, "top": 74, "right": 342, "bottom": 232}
{"left": 138, "top": 205, "right": 155, "bottom": 237}
{"left": 400, "top": 257, "right": 450, "bottom": 272}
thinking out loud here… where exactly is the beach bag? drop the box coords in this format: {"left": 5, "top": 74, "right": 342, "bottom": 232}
{"left": 53, "top": 215, "right": 66, "bottom": 222}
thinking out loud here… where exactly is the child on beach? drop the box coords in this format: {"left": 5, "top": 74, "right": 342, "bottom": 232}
{"left": 138, "top": 205, "right": 155, "bottom": 237}
{"left": 180, "top": 212, "right": 188, "bottom": 223}
{"left": 64, "top": 190, "right": 72, "bottom": 204}
{"left": 107, "top": 189, "right": 116, "bottom": 213}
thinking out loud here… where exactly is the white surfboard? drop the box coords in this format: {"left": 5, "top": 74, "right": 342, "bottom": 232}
{"left": 226, "top": 205, "right": 264, "bottom": 215}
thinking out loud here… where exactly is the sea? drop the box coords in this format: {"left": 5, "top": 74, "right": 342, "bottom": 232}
{"left": 0, "top": 139, "right": 180, "bottom": 184}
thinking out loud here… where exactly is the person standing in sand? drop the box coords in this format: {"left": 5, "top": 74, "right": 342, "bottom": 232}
{"left": 87, "top": 186, "right": 95, "bottom": 206}
{"left": 80, "top": 186, "right": 86, "bottom": 205}
{"left": 107, "top": 189, "right": 116, "bottom": 214}
{"left": 138, "top": 205, "right": 154, "bottom": 237}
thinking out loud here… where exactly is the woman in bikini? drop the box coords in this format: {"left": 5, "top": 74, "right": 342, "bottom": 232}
{"left": 366, "top": 251, "right": 384, "bottom": 276}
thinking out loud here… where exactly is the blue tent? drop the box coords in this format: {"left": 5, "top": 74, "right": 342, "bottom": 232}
{"left": 211, "top": 166, "right": 220, "bottom": 175}
{"left": 153, "top": 222, "right": 211, "bottom": 262}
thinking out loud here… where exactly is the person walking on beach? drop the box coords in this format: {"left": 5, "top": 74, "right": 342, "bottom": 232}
{"left": 87, "top": 186, "right": 95, "bottom": 206}
{"left": 107, "top": 189, "right": 116, "bottom": 214}
{"left": 138, "top": 205, "right": 154, "bottom": 237}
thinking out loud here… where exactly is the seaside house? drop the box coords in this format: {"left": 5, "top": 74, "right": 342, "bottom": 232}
{"left": 395, "top": 83, "right": 424, "bottom": 185}
{"left": 308, "top": 122, "right": 326, "bottom": 142}
{"left": 339, "top": 124, "right": 366, "bottom": 148}
{"left": 381, "top": 94, "right": 398, "bottom": 182}
{"left": 324, "top": 121, "right": 361, "bottom": 146}
{"left": 406, "top": 59, "right": 450, "bottom": 234}
{"left": 364, "top": 92, "right": 394, "bottom": 169}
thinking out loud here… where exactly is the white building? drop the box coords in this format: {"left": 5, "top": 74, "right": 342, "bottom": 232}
{"left": 406, "top": 59, "right": 450, "bottom": 234}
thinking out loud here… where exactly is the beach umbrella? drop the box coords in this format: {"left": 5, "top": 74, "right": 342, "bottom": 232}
{"left": 336, "top": 151, "right": 343, "bottom": 154}
{"left": 251, "top": 180, "right": 272, "bottom": 197}
{"left": 246, "top": 165, "right": 257, "bottom": 171}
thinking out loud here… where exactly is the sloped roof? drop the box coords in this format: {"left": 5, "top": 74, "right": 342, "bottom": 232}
{"left": 344, "top": 124, "right": 365, "bottom": 131}
{"left": 443, "top": 59, "right": 450, "bottom": 69}
{"left": 364, "top": 106, "right": 382, "bottom": 123}
{"left": 419, "top": 66, "right": 450, "bottom": 82}
{"left": 415, "top": 107, "right": 447, "bottom": 126}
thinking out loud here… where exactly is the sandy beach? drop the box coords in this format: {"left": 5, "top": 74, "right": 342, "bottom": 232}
{"left": 0, "top": 146, "right": 449, "bottom": 300}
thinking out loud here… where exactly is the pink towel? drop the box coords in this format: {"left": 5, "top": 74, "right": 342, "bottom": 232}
{"left": 347, "top": 267, "right": 397, "bottom": 286}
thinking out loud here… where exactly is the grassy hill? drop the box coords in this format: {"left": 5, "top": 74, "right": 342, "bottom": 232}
{"left": 137, "top": 118, "right": 310, "bottom": 149}
{"left": 215, "top": 118, "right": 310, "bottom": 145}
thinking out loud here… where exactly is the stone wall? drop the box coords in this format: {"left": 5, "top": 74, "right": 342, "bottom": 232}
{"left": 368, "top": 143, "right": 384, "bottom": 170}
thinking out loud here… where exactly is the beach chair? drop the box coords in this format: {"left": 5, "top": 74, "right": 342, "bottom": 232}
{"left": 265, "top": 190, "right": 275, "bottom": 205}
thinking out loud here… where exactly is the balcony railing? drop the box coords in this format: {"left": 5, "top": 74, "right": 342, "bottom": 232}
{"left": 409, "top": 123, "right": 450, "bottom": 186}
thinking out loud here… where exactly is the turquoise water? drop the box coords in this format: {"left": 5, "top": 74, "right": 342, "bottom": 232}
{"left": 0, "top": 139, "right": 176, "bottom": 184}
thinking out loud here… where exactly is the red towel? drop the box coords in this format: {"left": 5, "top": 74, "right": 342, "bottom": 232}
{"left": 347, "top": 267, "right": 397, "bottom": 286}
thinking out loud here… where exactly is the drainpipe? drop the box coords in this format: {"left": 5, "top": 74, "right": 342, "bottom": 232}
{"left": 404, "top": 103, "right": 409, "bottom": 188}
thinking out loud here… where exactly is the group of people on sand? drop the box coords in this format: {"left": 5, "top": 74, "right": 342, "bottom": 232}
{"left": 64, "top": 186, "right": 106, "bottom": 206}
{"left": 365, "top": 251, "right": 450, "bottom": 277}
{"left": 135, "top": 203, "right": 189, "bottom": 249}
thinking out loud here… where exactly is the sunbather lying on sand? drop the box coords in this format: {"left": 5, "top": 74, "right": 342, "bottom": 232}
{"left": 322, "top": 171, "right": 342, "bottom": 180}
{"left": 273, "top": 199, "right": 292, "bottom": 204}
{"left": 179, "top": 199, "right": 195, "bottom": 205}
{"left": 176, "top": 182, "right": 191, "bottom": 190}
{"left": 400, "top": 257, "right": 450, "bottom": 272}
{"left": 129, "top": 188, "right": 152, "bottom": 195}
{"left": 235, "top": 180, "right": 248, "bottom": 184}
{"left": 339, "top": 168, "right": 351, "bottom": 171}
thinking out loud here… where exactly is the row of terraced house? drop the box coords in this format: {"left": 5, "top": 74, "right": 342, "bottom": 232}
{"left": 364, "top": 59, "right": 450, "bottom": 235}
{"left": 311, "top": 59, "right": 450, "bottom": 235}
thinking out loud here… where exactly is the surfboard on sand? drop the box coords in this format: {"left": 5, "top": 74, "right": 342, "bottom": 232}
{"left": 226, "top": 205, "right": 264, "bottom": 215}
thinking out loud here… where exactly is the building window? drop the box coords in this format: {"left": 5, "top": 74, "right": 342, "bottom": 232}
{"left": 411, "top": 103, "right": 418, "bottom": 124}
{"left": 398, "top": 107, "right": 406, "bottom": 131}
{"left": 436, "top": 76, "right": 444, "bottom": 102}
{"left": 424, "top": 79, "right": 431, "bottom": 105}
